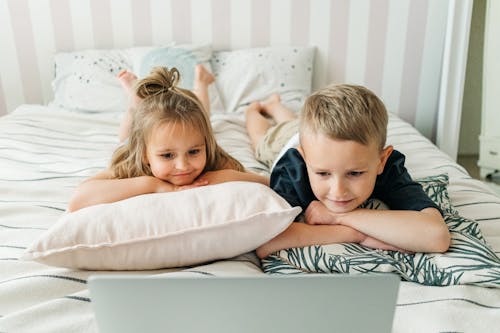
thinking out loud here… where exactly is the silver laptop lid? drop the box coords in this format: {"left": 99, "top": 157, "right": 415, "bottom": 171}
{"left": 89, "top": 274, "right": 399, "bottom": 333}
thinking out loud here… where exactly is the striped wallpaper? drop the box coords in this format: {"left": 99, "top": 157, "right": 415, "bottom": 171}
{"left": 0, "top": 0, "right": 450, "bottom": 140}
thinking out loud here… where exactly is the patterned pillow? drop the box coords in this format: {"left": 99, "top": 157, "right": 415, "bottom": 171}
{"left": 261, "top": 174, "right": 500, "bottom": 288}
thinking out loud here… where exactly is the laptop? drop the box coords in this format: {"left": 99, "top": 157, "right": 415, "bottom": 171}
{"left": 89, "top": 274, "right": 400, "bottom": 333}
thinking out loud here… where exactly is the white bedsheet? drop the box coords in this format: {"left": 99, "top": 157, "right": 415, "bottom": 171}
{"left": 1, "top": 105, "right": 499, "bottom": 332}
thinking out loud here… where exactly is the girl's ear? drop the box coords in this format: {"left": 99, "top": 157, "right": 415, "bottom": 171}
{"left": 377, "top": 145, "right": 393, "bottom": 175}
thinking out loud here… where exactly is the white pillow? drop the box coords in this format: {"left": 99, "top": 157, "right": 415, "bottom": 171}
{"left": 50, "top": 43, "right": 224, "bottom": 113}
{"left": 210, "top": 46, "right": 315, "bottom": 113}
{"left": 22, "top": 182, "right": 300, "bottom": 270}
{"left": 50, "top": 48, "right": 132, "bottom": 113}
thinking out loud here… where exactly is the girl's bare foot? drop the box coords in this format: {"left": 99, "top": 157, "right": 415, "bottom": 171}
{"left": 117, "top": 70, "right": 141, "bottom": 106}
{"left": 193, "top": 64, "right": 215, "bottom": 116}
{"left": 194, "top": 64, "right": 215, "bottom": 86}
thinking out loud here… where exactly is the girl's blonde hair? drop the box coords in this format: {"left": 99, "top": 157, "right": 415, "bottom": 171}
{"left": 110, "top": 66, "right": 244, "bottom": 178}
{"left": 300, "top": 84, "right": 388, "bottom": 151}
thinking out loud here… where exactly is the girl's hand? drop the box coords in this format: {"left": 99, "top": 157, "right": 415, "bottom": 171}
{"left": 197, "top": 169, "right": 238, "bottom": 185}
{"left": 152, "top": 177, "right": 208, "bottom": 193}
{"left": 173, "top": 179, "right": 209, "bottom": 191}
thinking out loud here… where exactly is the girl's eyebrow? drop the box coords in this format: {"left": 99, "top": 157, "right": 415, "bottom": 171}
{"left": 156, "top": 143, "right": 205, "bottom": 152}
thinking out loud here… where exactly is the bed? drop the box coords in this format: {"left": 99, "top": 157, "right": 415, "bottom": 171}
{"left": 2, "top": 1, "right": 500, "bottom": 332}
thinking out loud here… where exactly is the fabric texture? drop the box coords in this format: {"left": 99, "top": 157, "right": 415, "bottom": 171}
{"left": 22, "top": 182, "right": 300, "bottom": 270}
{"left": 210, "top": 46, "right": 315, "bottom": 114}
{"left": 261, "top": 174, "right": 500, "bottom": 288}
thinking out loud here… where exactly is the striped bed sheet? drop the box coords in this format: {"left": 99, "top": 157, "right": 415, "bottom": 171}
{"left": 1, "top": 105, "right": 499, "bottom": 333}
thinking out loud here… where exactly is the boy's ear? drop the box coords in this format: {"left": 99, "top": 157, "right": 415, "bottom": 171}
{"left": 377, "top": 145, "right": 393, "bottom": 174}
{"left": 297, "top": 145, "right": 305, "bottom": 158}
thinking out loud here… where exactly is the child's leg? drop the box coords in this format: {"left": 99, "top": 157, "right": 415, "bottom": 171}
{"left": 117, "top": 70, "right": 140, "bottom": 142}
{"left": 245, "top": 101, "right": 272, "bottom": 150}
{"left": 261, "top": 94, "right": 297, "bottom": 123}
{"left": 192, "top": 64, "right": 215, "bottom": 116}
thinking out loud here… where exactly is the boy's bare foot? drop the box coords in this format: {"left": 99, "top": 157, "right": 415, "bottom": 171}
{"left": 244, "top": 101, "right": 263, "bottom": 118}
{"left": 261, "top": 93, "right": 281, "bottom": 116}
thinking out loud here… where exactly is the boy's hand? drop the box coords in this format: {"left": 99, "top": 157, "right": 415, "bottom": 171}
{"left": 305, "top": 200, "right": 340, "bottom": 225}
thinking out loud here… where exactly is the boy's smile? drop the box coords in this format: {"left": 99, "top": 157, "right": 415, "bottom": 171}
{"left": 299, "top": 132, "right": 392, "bottom": 214}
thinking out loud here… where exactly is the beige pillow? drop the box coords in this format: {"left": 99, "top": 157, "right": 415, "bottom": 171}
{"left": 22, "top": 182, "right": 300, "bottom": 270}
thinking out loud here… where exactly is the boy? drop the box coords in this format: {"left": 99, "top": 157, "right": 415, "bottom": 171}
{"left": 245, "top": 85, "right": 451, "bottom": 258}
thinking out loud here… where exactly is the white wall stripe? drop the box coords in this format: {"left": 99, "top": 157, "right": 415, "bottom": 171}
{"left": 270, "top": 0, "right": 291, "bottom": 46}
{"left": 90, "top": 0, "right": 114, "bottom": 50}
{"left": 290, "top": 0, "right": 310, "bottom": 46}
{"left": 211, "top": 0, "right": 230, "bottom": 49}
{"left": 364, "top": 0, "right": 389, "bottom": 96}
{"left": 171, "top": 0, "right": 192, "bottom": 44}
{"left": 0, "top": 0, "right": 24, "bottom": 113}
{"left": 191, "top": 0, "right": 212, "bottom": 45}
{"left": 381, "top": 0, "right": 410, "bottom": 115}
{"left": 229, "top": 0, "right": 251, "bottom": 49}
{"left": 251, "top": 0, "right": 270, "bottom": 47}
{"left": 50, "top": 0, "right": 74, "bottom": 51}
{"left": 309, "top": 0, "right": 331, "bottom": 90}
{"left": 345, "top": 0, "right": 370, "bottom": 85}
{"left": 151, "top": 0, "right": 173, "bottom": 46}
{"left": 110, "top": 0, "right": 133, "bottom": 48}
{"left": 131, "top": 0, "right": 152, "bottom": 46}
{"left": 69, "top": 0, "right": 94, "bottom": 50}
{"left": 415, "top": 0, "right": 448, "bottom": 140}
{"left": 326, "top": 0, "right": 348, "bottom": 86}
{"left": 28, "top": 0, "right": 56, "bottom": 104}
{"left": 399, "top": 0, "right": 428, "bottom": 125}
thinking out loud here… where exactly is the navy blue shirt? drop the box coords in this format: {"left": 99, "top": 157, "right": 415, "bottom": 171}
{"left": 270, "top": 148, "right": 441, "bottom": 214}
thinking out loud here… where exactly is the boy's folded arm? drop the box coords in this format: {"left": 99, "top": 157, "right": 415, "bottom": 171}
{"left": 256, "top": 223, "right": 365, "bottom": 259}
{"left": 337, "top": 207, "right": 450, "bottom": 253}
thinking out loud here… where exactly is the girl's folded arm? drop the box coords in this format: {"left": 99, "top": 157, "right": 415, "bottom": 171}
{"left": 67, "top": 170, "right": 173, "bottom": 212}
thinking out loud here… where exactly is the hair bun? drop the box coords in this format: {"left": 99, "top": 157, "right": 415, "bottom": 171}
{"left": 135, "top": 66, "right": 181, "bottom": 99}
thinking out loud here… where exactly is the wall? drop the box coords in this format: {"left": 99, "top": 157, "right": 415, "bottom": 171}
{"left": 0, "top": 0, "right": 451, "bottom": 142}
{"left": 459, "top": 0, "right": 486, "bottom": 155}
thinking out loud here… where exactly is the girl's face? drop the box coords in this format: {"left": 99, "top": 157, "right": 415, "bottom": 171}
{"left": 144, "top": 122, "right": 207, "bottom": 186}
{"left": 300, "top": 132, "right": 391, "bottom": 214}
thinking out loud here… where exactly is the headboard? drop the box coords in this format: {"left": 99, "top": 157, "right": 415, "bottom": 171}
{"left": 0, "top": 0, "right": 472, "bottom": 159}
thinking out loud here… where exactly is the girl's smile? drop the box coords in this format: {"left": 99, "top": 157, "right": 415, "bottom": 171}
{"left": 145, "top": 122, "right": 207, "bottom": 186}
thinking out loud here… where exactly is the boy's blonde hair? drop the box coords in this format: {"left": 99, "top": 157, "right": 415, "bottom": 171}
{"left": 300, "top": 84, "right": 388, "bottom": 151}
{"left": 110, "top": 66, "right": 244, "bottom": 178}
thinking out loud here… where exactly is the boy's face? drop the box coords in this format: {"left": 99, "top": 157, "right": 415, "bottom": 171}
{"left": 299, "top": 132, "right": 392, "bottom": 214}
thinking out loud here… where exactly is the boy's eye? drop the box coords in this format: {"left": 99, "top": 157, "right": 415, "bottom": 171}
{"left": 316, "top": 171, "right": 330, "bottom": 177}
{"left": 348, "top": 171, "right": 364, "bottom": 177}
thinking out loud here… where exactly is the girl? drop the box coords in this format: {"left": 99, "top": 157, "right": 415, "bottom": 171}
{"left": 68, "top": 66, "right": 269, "bottom": 212}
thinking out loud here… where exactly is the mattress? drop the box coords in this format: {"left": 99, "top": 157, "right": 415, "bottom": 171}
{"left": 1, "top": 105, "right": 499, "bottom": 332}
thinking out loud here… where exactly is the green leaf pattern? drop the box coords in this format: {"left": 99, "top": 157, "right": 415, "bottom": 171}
{"left": 261, "top": 174, "right": 500, "bottom": 287}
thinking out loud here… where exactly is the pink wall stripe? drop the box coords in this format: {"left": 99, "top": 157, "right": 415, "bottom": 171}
{"left": 171, "top": 0, "right": 192, "bottom": 44}
{"left": 364, "top": 0, "right": 389, "bottom": 96}
{"left": 212, "top": 0, "right": 231, "bottom": 50}
{"left": 328, "top": 0, "right": 350, "bottom": 83}
{"left": 251, "top": 0, "right": 270, "bottom": 47}
{"left": 399, "top": 0, "right": 428, "bottom": 124}
{"left": 50, "top": 0, "right": 74, "bottom": 51}
{"left": 0, "top": 76, "right": 7, "bottom": 116}
{"left": 290, "top": 0, "right": 310, "bottom": 46}
{"left": 8, "top": 0, "right": 43, "bottom": 104}
{"left": 90, "top": 0, "right": 113, "bottom": 49}
{"left": 131, "top": 0, "right": 152, "bottom": 46}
